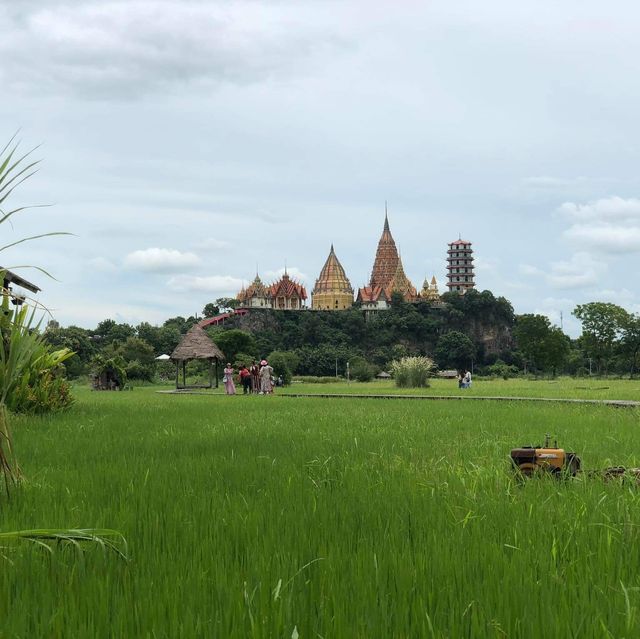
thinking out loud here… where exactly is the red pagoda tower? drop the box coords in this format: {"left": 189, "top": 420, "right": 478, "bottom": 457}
{"left": 370, "top": 209, "right": 400, "bottom": 290}
{"left": 447, "top": 238, "right": 475, "bottom": 293}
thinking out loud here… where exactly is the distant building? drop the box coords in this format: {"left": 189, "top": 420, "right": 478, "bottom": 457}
{"left": 269, "top": 271, "right": 307, "bottom": 310}
{"left": 447, "top": 239, "right": 475, "bottom": 293}
{"left": 237, "top": 274, "right": 271, "bottom": 308}
{"left": 419, "top": 275, "right": 441, "bottom": 302}
{"left": 311, "top": 245, "right": 354, "bottom": 311}
{"left": 358, "top": 210, "right": 418, "bottom": 307}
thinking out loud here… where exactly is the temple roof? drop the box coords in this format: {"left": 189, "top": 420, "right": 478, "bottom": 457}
{"left": 270, "top": 273, "right": 308, "bottom": 300}
{"left": 386, "top": 258, "right": 417, "bottom": 300}
{"left": 238, "top": 273, "right": 270, "bottom": 302}
{"left": 357, "top": 286, "right": 389, "bottom": 303}
{"left": 313, "top": 245, "right": 354, "bottom": 296}
{"left": 370, "top": 210, "right": 400, "bottom": 290}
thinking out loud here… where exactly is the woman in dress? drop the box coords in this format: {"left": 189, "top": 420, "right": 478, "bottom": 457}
{"left": 259, "top": 359, "right": 274, "bottom": 394}
{"left": 223, "top": 362, "right": 236, "bottom": 395}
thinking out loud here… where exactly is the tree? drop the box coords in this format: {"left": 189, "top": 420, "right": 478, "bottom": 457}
{"left": 118, "top": 336, "right": 156, "bottom": 366}
{"left": 543, "top": 326, "right": 570, "bottom": 377}
{"left": 513, "top": 314, "right": 553, "bottom": 373}
{"left": 573, "top": 303, "right": 629, "bottom": 374}
{"left": 350, "top": 357, "right": 375, "bottom": 382}
{"left": 203, "top": 303, "right": 220, "bottom": 318}
{"left": 267, "top": 352, "right": 293, "bottom": 385}
{"left": 214, "top": 329, "right": 257, "bottom": 364}
{"left": 215, "top": 298, "right": 239, "bottom": 312}
{"left": 434, "top": 331, "right": 476, "bottom": 370}
{"left": 620, "top": 314, "right": 640, "bottom": 378}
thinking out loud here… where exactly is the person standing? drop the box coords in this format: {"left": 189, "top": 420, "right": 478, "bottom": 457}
{"left": 239, "top": 365, "right": 251, "bottom": 395}
{"left": 259, "top": 359, "right": 274, "bottom": 394}
{"left": 223, "top": 363, "right": 236, "bottom": 395}
{"left": 250, "top": 360, "right": 260, "bottom": 394}
{"left": 463, "top": 370, "right": 472, "bottom": 388}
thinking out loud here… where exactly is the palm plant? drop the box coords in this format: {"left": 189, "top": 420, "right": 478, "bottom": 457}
{"left": 0, "top": 134, "right": 70, "bottom": 492}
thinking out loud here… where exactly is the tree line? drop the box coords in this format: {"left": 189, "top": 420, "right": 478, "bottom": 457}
{"left": 42, "top": 293, "right": 640, "bottom": 383}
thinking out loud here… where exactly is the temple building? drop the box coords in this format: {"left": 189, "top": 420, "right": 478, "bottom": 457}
{"left": 237, "top": 273, "right": 272, "bottom": 308}
{"left": 447, "top": 239, "right": 475, "bottom": 293}
{"left": 311, "top": 245, "right": 354, "bottom": 311}
{"left": 420, "top": 276, "right": 441, "bottom": 302}
{"left": 357, "top": 210, "right": 418, "bottom": 307}
{"left": 269, "top": 271, "right": 307, "bottom": 310}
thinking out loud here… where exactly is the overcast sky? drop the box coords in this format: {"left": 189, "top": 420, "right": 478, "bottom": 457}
{"left": 2, "top": 0, "right": 640, "bottom": 336}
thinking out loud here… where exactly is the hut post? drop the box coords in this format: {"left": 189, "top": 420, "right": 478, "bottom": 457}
{"left": 215, "top": 359, "right": 219, "bottom": 388}
{"left": 208, "top": 358, "right": 213, "bottom": 389}
{"left": 182, "top": 361, "right": 187, "bottom": 388}
{"left": 175, "top": 360, "right": 179, "bottom": 389}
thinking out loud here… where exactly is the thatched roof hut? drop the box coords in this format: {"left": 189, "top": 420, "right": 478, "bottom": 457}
{"left": 376, "top": 371, "right": 392, "bottom": 380}
{"left": 171, "top": 325, "right": 225, "bottom": 362}
{"left": 171, "top": 326, "right": 225, "bottom": 389}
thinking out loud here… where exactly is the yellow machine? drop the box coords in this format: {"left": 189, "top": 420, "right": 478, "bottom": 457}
{"left": 510, "top": 435, "right": 581, "bottom": 477}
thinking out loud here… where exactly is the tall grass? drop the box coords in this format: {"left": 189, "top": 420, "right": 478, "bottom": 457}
{"left": 2, "top": 388, "right": 640, "bottom": 636}
{"left": 391, "top": 355, "right": 435, "bottom": 388}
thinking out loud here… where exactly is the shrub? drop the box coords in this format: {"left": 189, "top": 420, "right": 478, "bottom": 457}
{"left": 390, "top": 356, "right": 435, "bottom": 388}
{"left": 267, "top": 351, "right": 292, "bottom": 386}
{"left": 484, "top": 360, "right": 520, "bottom": 380}
{"left": 350, "top": 357, "right": 375, "bottom": 382}
{"left": 125, "top": 360, "right": 154, "bottom": 383}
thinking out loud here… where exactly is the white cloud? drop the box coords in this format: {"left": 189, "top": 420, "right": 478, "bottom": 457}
{"left": 166, "top": 274, "right": 243, "bottom": 294}
{"left": 0, "top": 1, "right": 342, "bottom": 98}
{"left": 547, "top": 252, "right": 606, "bottom": 289}
{"left": 559, "top": 196, "right": 640, "bottom": 222}
{"left": 124, "top": 248, "right": 201, "bottom": 272}
{"left": 564, "top": 224, "right": 640, "bottom": 253}
{"left": 559, "top": 196, "right": 640, "bottom": 254}
{"left": 264, "top": 267, "right": 308, "bottom": 283}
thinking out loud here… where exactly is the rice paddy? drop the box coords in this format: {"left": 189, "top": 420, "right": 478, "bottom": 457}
{"left": 2, "top": 387, "right": 640, "bottom": 637}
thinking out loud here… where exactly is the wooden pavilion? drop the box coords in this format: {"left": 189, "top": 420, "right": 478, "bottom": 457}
{"left": 170, "top": 325, "right": 225, "bottom": 390}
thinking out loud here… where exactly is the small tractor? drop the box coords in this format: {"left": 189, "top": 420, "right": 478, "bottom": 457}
{"left": 510, "top": 435, "right": 640, "bottom": 481}
{"left": 510, "top": 435, "right": 581, "bottom": 478}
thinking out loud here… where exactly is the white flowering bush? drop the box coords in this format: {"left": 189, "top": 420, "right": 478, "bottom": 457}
{"left": 390, "top": 356, "right": 435, "bottom": 388}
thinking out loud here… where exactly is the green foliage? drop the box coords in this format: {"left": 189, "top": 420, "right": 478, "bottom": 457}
{"left": 125, "top": 360, "right": 154, "bottom": 383}
{"left": 202, "top": 303, "right": 220, "bottom": 318}
{"left": 434, "top": 331, "right": 476, "bottom": 370}
{"left": 267, "top": 352, "right": 293, "bottom": 385}
{"left": 233, "top": 353, "right": 256, "bottom": 370}
{"left": 292, "top": 376, "right": 338, "bottom": 384}
{"left": 213, "top": 329, "right": 256, "bottom": 364}
{"left": 90, "top": 354, "right": 127, "bottom": 389}
{"left": 484, "top": 359, "right": 520, "bottom": 380}
{"left": 573, "top": 302, "right": 629, "bottom": 374}
{"left": 350, "top": 357, "right": 375, "bottom": 382}
{"left": 390, "top": 356, "right": 435, "bottom": 388}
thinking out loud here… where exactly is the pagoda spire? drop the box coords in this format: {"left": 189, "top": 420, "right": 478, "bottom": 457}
{"left": 384, "top": 201, "right": 389, "bottom": 231}
{"left": 370, "top": 209, "right": 399, "bottom": 290}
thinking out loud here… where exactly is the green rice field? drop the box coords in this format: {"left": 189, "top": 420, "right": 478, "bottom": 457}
{"left": 2, "top": 387, "right": 640, "bottom": 637}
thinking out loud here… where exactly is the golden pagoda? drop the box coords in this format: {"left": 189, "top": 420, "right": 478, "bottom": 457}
{"left": 370, "top": 209, "right": 400, "bottom": 290}
{"left": 312, "top": 245, "right": 354, "bottom": 310}
{"left": 387, "top": 258, "right": 417, "bottom": 301}
{"left": 420, "top": 275, "right": 441, "bottom": 302}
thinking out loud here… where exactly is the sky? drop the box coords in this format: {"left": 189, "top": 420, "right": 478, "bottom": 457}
{"left": 2, "top": 0, "right": 640, "bottom": 336}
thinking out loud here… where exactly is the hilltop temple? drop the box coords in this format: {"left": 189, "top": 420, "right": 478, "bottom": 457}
{"left": 237, "top": 271, "right": 307, "bottom": 310}
{"left": 235, "top": 209, "right": 469, "bottom": 312}
{"left": 311, "top": 245, "right": 354, "bottom": 310}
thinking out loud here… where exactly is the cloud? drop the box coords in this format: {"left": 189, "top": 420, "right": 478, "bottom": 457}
{"left": 264, "top": 267, "right": 308, "bottom": 283}
{"left": 166, "top": 274, "right": 243, "bottom": 293}
{"left": 519, "top": 263, "right": 544, "bottom": 276}
{"left": 559, "top": 196, "right": 640, "bottom": 222}
{"left": 0, "top": 1, "right": 342, "bottom": 98}
{"left": 547, "top": 253, "right": 606, "bottom": 289}
{"left": 124, "top": 248, "right": 200, "bottom": 272}
{"left": 559, "top": 196, "right": 640, "bottom": 253}
{"left": 564, "top": 224, "right": 640, "bottom": 253}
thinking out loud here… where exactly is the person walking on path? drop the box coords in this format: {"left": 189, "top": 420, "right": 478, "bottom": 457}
{"left": 239, "top": 365, "right": 251, "bottom": 395}
{"left": 250, "top": 360, "right": 260, "bottom": 394}
{"left": 259, "top": 359, "right": 274, "bottom": 394}
{"left": 223, "top": 363, "right": 236, "bottom": 395}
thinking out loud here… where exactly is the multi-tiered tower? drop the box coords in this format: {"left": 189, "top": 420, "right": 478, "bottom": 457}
{"left": 447, "top": 239, "right": 475, "bottom": 293}
{"left": 311, "top": 245, "right": 354, "bottom": 310}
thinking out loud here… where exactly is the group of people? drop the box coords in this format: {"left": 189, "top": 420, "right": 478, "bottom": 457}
{"left": 222, "top": 360, "right": 281, "bottom": 395}
{"left": 458, "top": 369, "right": 472, "bottom": 389}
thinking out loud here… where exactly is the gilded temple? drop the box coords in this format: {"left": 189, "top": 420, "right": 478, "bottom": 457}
{"left": 311, "top": 245, "right": 354, "bottom": 310}
{"left": 236, "top": 208, "right": 468, "bottom": 312}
